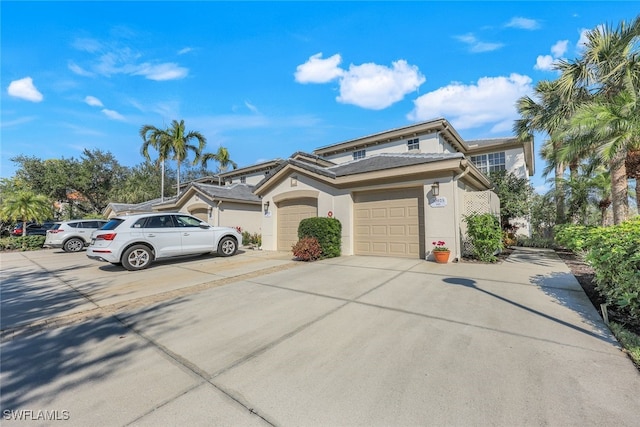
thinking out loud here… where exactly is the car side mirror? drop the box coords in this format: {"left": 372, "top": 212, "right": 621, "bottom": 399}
{"left": 199, "top": 222, "right": 211, "bottom": 229}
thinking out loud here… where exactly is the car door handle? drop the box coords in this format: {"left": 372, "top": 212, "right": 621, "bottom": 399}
{"left": 147, "top": 234, "right": 156, "bottom": 237}
{"left": 183, "top": 233, "right": 190, "bottom": 236}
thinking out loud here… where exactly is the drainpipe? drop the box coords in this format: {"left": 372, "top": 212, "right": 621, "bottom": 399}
{"left": 452, "top": 161, "right": 471, "bottom": 261}
{"left": 216, "top": 200, "right": 223, "bottom": 226}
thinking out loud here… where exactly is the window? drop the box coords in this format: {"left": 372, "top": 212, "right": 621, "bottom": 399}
{"left": 175, "top": 214, "right": 202, "bottom": 227}
{"left": 470, "top": 152, "right": 505, "bottom": 174}
{"left": 240, "top": 176, "right": 246, "bottom": 184}
{"left": 144, "top": 215, "right": 176, "bottom": 228}
{"left": 353, "top": 149, "right": 366, "bottom": 160}
{"left": 407, "top": 138, "right": 420, "bottom": 151}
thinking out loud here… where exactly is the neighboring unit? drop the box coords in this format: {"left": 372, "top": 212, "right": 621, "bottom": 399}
{"left": 44, "top": 220, "right": 109, "bottom": 252}
{"left": 87, "top": 212, "right": 242, "bottom": 271}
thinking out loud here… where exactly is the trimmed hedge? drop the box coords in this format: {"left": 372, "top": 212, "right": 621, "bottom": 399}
{"left": 0, "top": 235, "right": 46, "bottom": 251}
{"left": 297, "top": 217, "right": 342, "bottom": 259}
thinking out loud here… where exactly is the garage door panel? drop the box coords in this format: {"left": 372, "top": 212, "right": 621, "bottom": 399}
{"left": 354, "top": 189, "right": 423, "bottom": 259}
{"left": 277, "top": 198, "right": 318, "bottom": 251}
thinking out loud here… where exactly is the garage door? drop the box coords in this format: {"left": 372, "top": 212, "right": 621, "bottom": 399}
{"left": 190, "top": 207, "right": 208, "bottom": 222}
{"left": 354, "top": 189, "right": 422, "bottom": 258}
{"left": 277, "top": 198, "right": 318, "bottom": 251}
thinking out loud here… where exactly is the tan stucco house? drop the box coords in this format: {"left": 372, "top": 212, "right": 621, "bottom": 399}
{"left": 103, "top": 118, "right": 533, "bottom": 261}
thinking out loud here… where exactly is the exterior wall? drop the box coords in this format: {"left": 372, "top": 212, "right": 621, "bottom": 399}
{"left": 219, "top": 202, "right": 262, "bottom": 234}
{"left": 423, "top": 176, "right": 459, "bottom": 261}
{"left": 320, "top": 134, "right": 454, "bottom": 164}
{"left": 504, "top": 147, "right": 528, "bottom": 178}
{"left": 226, "top": 171, "right": 270, "bottom": 186}
{"left": 260, "top": 172, "right": 352, "bottom": 253}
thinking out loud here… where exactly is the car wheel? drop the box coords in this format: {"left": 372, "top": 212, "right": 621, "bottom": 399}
{"left": 217, "top": 236, "right": 237, "bottom": 257}
{"left": 122, "top": 245, "right": 153, "bottom": 271}
{"left": 63, "top": 238, "right": 84, "bottom": 252}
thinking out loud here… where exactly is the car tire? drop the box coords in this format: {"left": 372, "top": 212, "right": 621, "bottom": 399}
{"left": 122, "top": 245, "right": 153, "bottom": 271}
{"left": 217, "top": 236, "right": 237, "bottom": 257}
{"left": 63, "top": 238, "right": 85, "bottom": 253}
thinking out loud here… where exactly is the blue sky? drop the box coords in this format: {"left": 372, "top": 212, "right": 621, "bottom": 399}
{"left": 2, "top": 1, "right": 638, "bottom": 193}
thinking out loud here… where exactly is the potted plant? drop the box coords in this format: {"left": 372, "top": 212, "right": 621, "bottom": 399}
{"left": 432, "top": 241, "right": 450, "bottom": 263}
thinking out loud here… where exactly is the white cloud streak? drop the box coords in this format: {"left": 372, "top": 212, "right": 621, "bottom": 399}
{"left": 455, "top": 33, "right": 504, "bottom": 53}
{"left": 505, "top": 17, "right": 541, "bottom": 30}
{"left": 7, "top": 77, "right": 43, "bottom": 102}
{"left": 295, "top": 53, "right": 344, "bottom": 83}
{"left": 101, "top": 109, "right": 125, "bottom": 121}
{"left": 84, "top": 95, "right": 103, "bottom": 107}
{"left": 407, "top": 73, "right": 533, "bottom": 132}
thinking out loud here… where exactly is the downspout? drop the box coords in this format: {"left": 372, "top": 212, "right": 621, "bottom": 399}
{"left": 452, "top": 161, "right": 471, "bottom": 262}
{"left": 216, "top": 200, "right": 223, "bottom": 226}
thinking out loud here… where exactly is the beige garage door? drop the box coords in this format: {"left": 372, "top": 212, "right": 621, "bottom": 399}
{"left": 190, "top": 207, "right": 208, "bottom": 222}
{"left": 277, "top": 197, "right": 318, "bottom": 251}
{"left": 354, "top": 189, "right": 422, "bottom": 258}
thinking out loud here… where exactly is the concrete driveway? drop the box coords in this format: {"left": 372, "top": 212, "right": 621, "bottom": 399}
{"left": 1, "top": 248, "right": 639, "bottom": 426}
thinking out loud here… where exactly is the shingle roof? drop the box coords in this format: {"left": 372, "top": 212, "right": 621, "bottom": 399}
{"left": 328, "top": 153, "right": 465, "bottom": 176}
{"left": 192, "top": 182, "right": 261, "bottom": 203}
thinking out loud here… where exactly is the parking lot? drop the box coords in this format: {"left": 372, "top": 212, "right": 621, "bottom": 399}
{"left": 1, "top": 248, "right": 639, "bottom": 426}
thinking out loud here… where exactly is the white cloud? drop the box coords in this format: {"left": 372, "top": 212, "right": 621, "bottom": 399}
{"left": 84, "top": 95, "right": 103, "bottom": 107}
{"left": 506, "top": 17, "right": 541, "bottom": 30}
{"left": 455, "top": 33, "right": 504, "bottom": 53}
{"left": 577, "top": 28, "right": 590, "bottom": 50}
{"left": 534, "top": 55, "right": 555, "bottom": 71}
{"left": 101, "top": 109, "right": 125, "bottom": 121}
{"left": 337, "top": 60, "right": 425, "bottom": 110}
{"left": 244, "top": 101, "right": 259, "bottom": 114}
{"left": 534, "top": 39, "right": 569, "bottom": 71}
{"left": 7, "top": 77, "right": 43, "bottom": 102}
{"left": 178, "top": 47, "right": 193, "bottom": 55}
{"left": 407, "top": 73, "right": 533, "bottom": 132}
{"left": 551, "top": 40, "right": 569, "bottom": 57}
{"left": 295, "top": 53, "right": 344, "bottom": 83}
{"left": 295, "top": 53, "right": 425, "bottom": 110}
{"left": 132, "top": 62, "right": 188, "bottom": 81}
{"left": 68, "top": 61, "right": 94, "bottom": 77}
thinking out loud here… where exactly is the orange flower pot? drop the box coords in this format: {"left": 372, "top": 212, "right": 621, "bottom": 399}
{"left": 433, "top": 250, "right": 450, "bottom": 264}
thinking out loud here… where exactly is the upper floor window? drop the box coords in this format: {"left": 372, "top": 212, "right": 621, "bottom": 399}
{"left": 240, "top": 176, "right": 246, "bottom": 184}
{"left": 470, "top": 152, "right": 506, "bottom": 174}
{"left": 353, "top": 149, "right": 366, "bottom": 160}
{"left": 407, "top": 138, "right": 420, "bottom": 151}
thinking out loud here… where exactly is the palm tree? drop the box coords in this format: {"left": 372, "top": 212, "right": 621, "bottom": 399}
{"left": 555, "top": 16, "right": 640, "bottom": 224}
{"left": 164, "top": 120, "right": 206, "bottom": 196}
{"left": 200, "top": 146, "right": 238, "bottom": 185}
{"left": 0, "top": 191, "right": 52, "bottom": 235}
{"left": 140, "top": 124, "right": 173, "bottom": 202}
{"left": 514, "top": 80, "right": 587, "bottom": 224}
{"left": 140, "top": 120, "right": 206, "bottom": 198}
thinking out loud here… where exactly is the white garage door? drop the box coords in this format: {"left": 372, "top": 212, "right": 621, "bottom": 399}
{"left": 277, "top": 198, "right": 318, "bottom": 251}
{"left": 354, "top": 189, "right": 422, "bottom": 258}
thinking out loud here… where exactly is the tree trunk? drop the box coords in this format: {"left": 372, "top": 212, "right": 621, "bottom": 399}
{"left": 610, "top": 150, "right": 629, "bottom": 225}
{"left": 554, "top": 162, "right": 566, "bottom": 224}
{"left": 160, "top": 159, "right": 165, "bottom": 203}
{"left": 176, "top": 161, "right": 181, "bottom": 198}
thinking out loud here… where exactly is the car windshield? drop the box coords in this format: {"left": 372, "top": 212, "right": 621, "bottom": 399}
{"left": 102, "top": 219, "right": 125, "bottom": 230}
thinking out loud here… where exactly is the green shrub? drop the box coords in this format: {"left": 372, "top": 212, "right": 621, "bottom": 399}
{"left": 292, "top": 237, "right": 322, "bottom": 261}
{"left": 515, "top": 236, "right": 557, "bottom": 249}
{"left": 241, "top": 231, "right": 262, "bottom": 247}
{"left": 554, "top": 223, "right": 599, "bottom": 253}
{"left": 298, "top": 217, "right": 342, "bottom": 259}
{"left": 464, "top": 213, "right": 503, "bottom": 262}
{"left": 0, "top": 235, "right": 45, "bottom": 251}
{"left": 585, "top": 218, "right": 640, "bottom": 321}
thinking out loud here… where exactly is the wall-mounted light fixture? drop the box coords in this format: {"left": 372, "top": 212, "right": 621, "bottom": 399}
{"left": 207, "top": 206, "right": 213, "bottom": 218}
{"left": 263, "top": 201, "right": 270, "bottom": 213}
{"left": 291, "top": 176, "right": 298, "bottom": 187}
{"left": 431, "top": 182, "right": 440, "bottom": 197}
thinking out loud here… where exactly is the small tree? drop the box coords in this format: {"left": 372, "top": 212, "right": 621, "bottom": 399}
{"left": 464, "top": 213, "right": 503, "bottom": 262}
{"left": 0, "top": 191, "right": 52, "bottom": 235}
{"left": 489, "top": 170, "right": 534, "bottom": 232}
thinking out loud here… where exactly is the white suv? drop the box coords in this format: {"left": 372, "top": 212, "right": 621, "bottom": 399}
{"left": 87, "top": 212, "right": 242, "bottom": 271}
{"left": 44, "top": 220, "right": 109, "bottom": 252}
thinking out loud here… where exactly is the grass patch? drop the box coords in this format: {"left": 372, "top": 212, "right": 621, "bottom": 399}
{"left": 610, "top": 322, "right": 640, "bottom": 368}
